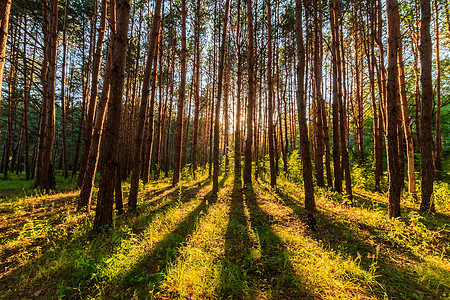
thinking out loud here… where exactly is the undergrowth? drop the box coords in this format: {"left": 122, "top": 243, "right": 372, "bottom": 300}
{"left": 0, "top": 166, "right": 449, "bottom": 299}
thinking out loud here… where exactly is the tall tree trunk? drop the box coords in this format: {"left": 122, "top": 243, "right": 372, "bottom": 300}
{"left": 181, "top": 83, "right": 193, "bottom": 170}
{"left": 173, "top": 0, "right": 187, "bottom": 185}
{"left": 368, "top": 1, "right": 382, "bottom": 191}
{"left": 77, "top": 0, "right": 108, "bottom": 188}
{"left": 313, "top": 0, "right": 325, "bottom": 187}
{"left": 435, "top": 0, "right": 442, "bottom": 179}
{"left": 330, "top": 0, "right": 341, "bottom": 193}
{"left": 234, "top": 0, "right": 242, "bottom": 186}
{"left": 339, "top": 20, "right": 352, "bottom": 203}
{"left": 244, "top": 0, "right": 255, "bottom": 186}
{"left": 398, "top": 44, "right": 416, "bottom": 196}
{"left": 0, "top": 0, "right": 11, "bottom": 103}
{"left": 128, "top": 0, "right": 162, "bottom": 208}
{"left": 38, "top": 0, "right": 58, "bottom": 191}
{"left": 94, "top": 0, "right": 130, "bottom": 230}
{"left": 192, "top": 0, "right": 201, "bottom": 176}
{"left": 213, "top": 0, "right": 230, "bottom": 194}
{"left": 78, "top": 0, "right": 115, "bottom": 212}
{"left": 267, "top": 0, "right": 276, "bottom": 188}
{"left": 23, "top": 17, "right": 30, "bottom": 180}
{"left": 60, "top": 0, "right": 70, "bottom": 178}
{"left": 386, "top": 0, "right": 402, "bottom": 218}
{"left": 3, "top": 28, "right": 16, "bottom": 178}
{"left": 142, "top": 31, "right": 160, "bottom": 184}
{"left": 419, "top": 0, "right": 434, "bottom": 212}
{"left": 295, "top": 0, "right": 316, "bottom": 214}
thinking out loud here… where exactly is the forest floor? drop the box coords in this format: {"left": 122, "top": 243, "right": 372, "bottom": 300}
{"left": 0, "top": 171, "right": 449, "bottom": 299}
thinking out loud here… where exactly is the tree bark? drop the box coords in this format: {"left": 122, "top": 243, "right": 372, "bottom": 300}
{"left": 234, "top": 0, "right": 242, "bottom": 186}
{"left": 435, "top": 0, "right": 442, "bottom": 179}
{"left": 398, "top": 45, "right": 416, "bottom": 196}
{"left": 172, "top": 0, "right": 187, "bottom": 186}
{"left": 267, "top": 0, "right": 276, "bottom": 188}
{"left": 386, "top": 0, "right": 402, "bottom": 218}
{"left": 94, "top": 0, "right": 130, "bottom": 230}
{"left": 78, "top": 0, "right": 115, "bottom": 212}
{"left": 419, "top": 0, "right": 434, "bottom": 212}
{"left": 0, "top": 0, "right": 11, "bottom": 103}
{"left": 77, "top": 0, "right": 108, "bottom": 188}
{"left": 244, "top": 0, "right": 255, "bottom": 186}
{"left": 128, "top": 0, "right": 162, "bottom": 208}
{"left": 192, "top": 0, "right": 202, "bottom": 176}
{"left": 213, "top": 0, "right": 230, "bottom": 194}
{"left": 295, "top": 0, "right": 315, "bottom": 213}
{"left": 330, "top": 0, "right": 342, "bottom": 193}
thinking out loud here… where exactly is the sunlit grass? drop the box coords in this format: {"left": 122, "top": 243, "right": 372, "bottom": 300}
{"left": 159, "top": 186, "right": 231, "bottom": 298}
{"left": 0, "top": 167, "right": 449, "bottom": 299}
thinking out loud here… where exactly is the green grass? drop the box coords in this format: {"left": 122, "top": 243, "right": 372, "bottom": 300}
{"left": 0, "top": 169, "right": 449, "bottom": 299}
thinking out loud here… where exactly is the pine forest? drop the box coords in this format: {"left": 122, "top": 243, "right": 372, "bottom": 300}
{"left": 0, "top": 0, "right": 450, "bottom": 298}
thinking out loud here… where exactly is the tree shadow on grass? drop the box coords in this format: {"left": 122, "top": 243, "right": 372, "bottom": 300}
{"left": 107, "top": 175, "right": 229, "bottom": 298}
{"left": 0, "top": 178, "right": 212, "bottom": 299}
{"left": 241, "top": 185, "right": 309, "bottom": 299}
{"left": 353, "top": 190, "right": 450, "bottom": 232}
{"left": 219, "top": 181, "right": 256, "bottom": 298}
{"left": 122, "top": 178, "right": 212, "bottom": 234}
{"left": 274, "top": 187, "right": 448, "bottom": 299}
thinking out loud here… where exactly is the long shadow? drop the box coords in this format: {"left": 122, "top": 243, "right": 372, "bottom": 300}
{"left": 274, "top": 186, "right": 448, "bottom": 299}
{"left": 106, "top": 175, "right": 229, "bottom": 298}
{"left": 219, "top": 182, "right": 255, "bottom": 298}
{"left": 122, "top": 178, "right": 211, "bottom": 234}
{"left": 243, "top": 185, "right": 309, "bottom": 298}
{"left": 353, "top": 190, "right": 450, "bottom": 232}
{"left": 0, "top": 179, "right": 212, "bottom": 299}
{"left": 142, "top": 184, "right": 173, "bottom": 200}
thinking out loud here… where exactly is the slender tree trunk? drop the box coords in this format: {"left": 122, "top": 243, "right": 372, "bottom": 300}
{"left": 39, "top": 0, "right": 58, "bottom": 191}
{"left": 234, "top": 0, "right": 242, "bottom": 186}
{"left": 128, "top": 0, "right": 162, "bottom": 208}
{"left": 267, "top": 0, "right": 276, "bottom": 188}
{"left": 0, "top": 0, "right": 11, "bottom": 103}
{"left": 244, "top": 0, "right": 255, "bottom": 186}
{"left": 213, "top": 0, "right": 230, "bottom": 194}
{"left": 339, "top": 20, "right": 352, "bottom": 203}
{"left": 23, "top": 18, "right": 30, "bottom": 180}
{"left": 419, "top": 0, "right": 434, "bottom": 212}
{"left": 192, "top": 0, "right": 201, "bottom": 176}
{"left": 142, "top": 31, "right": 160, "bottom": 184}
{"left": 435, "top": 0, "right": 442, "bottom": 179}
{"left": 181, "top": 82, "right": 193, "bottom": 170}
{"left": 77, "top": 0, "right": 108, "bottom": 188}
{"left": 398, "top": 45, "right": 416, "bottom": 195}
{"left": 330, "top": 0, "right": 341, "bottom": 193}
{"left": 386, "top": 0, "right": 402, "bottom": 218}
{"left": 173, "top": 0, "right": 187, "bottom": 185}
{"left": 94, "top": 0, "right": 130, "bottom": 230}
{"left": 78, "top": 0, "right": 115, "bottom": 212}
{"left": 60, "top": 0, "right": 70, "bottom": 178}
{"left": 295, "top": 0, "right": 315, "bottom": 214}
{"left": 313, "top": 0, "right": 325, "bottom": 187}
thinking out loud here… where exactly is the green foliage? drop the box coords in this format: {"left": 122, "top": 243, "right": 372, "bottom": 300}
{"left": 286, "top": 151, "right": 303, "bottom": 183}
{"left": 1, "top": 170, "right": 450, "bottom": 299}
{"left": 434, "top": 181, "right": 450, "bottom": 212}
